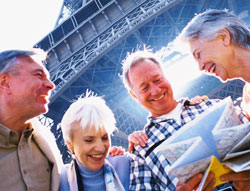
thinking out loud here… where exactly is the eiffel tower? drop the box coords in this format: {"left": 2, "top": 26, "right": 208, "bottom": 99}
{"left": 34, "top": 0, "right": 250, "bottom": 162}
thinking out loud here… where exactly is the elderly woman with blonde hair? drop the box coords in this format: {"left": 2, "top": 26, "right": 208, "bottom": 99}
{"left": 59, "top": 92, "right": 130, "bottom": 191}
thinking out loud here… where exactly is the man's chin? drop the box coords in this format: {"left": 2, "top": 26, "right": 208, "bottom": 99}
{"left": 38, "top": 106, "right": 49, "bottom": 115}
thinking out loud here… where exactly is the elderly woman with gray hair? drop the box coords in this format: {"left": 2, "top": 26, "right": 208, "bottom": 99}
{"left": 177, "top": 9, "right": 250, "bottom": 83}
{"left": 59, "top": 92, "right": 130, "bottom": 191}
{"left": 176, "top": 9, "right": 250, "bottom": 191}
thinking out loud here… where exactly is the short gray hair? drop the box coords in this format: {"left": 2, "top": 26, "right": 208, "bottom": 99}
{"left": 61, "top": 91, "right": 116, "bottom": 143}
{"left": 0, "top": 48, "right": 47, "bottom": 74}
{"left": 177, "top": 9, "right": 250, "bottom": 49}
{"left": 121, "top": 49, "right": 163, "bottom": 91}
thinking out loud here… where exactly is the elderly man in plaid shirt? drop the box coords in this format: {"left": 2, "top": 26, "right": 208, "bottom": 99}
{"left": 121, "top": 49, "right": 250, "bottom": 191}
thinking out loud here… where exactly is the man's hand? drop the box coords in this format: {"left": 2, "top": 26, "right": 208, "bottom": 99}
{"left": 191, "top": 95, "right": 209, "bottom": 104}
{"left": 109, "top": 146, "right": 125, "bottom": 157}
{"left": 221, "top": 166, "right": 250, "bottom": 191}
{"left": 176, "top": 172, "right": 215, "bottom": 191}
{"left": 128, "top": 130, "right": 148, "bottom": 152}
{"left": 176, "top": 173, "right": 203, "bottom": 191}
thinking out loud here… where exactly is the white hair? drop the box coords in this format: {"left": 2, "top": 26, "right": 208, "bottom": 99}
{"left": 61, "top": 91, "right": 116, "bottom": 143}
{"left": 121, "top": 48, "right": 164, "bottom": 92}
{"left": 176, "top": 9, "right": 250, "bottom": 49}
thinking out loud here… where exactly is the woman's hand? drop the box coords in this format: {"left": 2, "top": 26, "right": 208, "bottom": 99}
{"left": 109, "top": 146, "right": 125, "bottom": 157}
{"left": 191, "top": 95, "right": 209, "bottom": 104}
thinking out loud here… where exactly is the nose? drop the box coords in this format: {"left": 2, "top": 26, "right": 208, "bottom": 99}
{"left": 151, "top": 84, "right": 161, "bottom": 95}
{"left": 45, "top": 78, "right": 55, "bottom": 90}
{"left": 198, "top": 60, "right": 205, "bottom": 71}
{"left": 95, "top": 140, "right": 106, "bottom": 152}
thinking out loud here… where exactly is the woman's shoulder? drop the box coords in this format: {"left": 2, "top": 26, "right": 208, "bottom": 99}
{"left": 59, "top": 163, "right": 71, "bottom": 191}
{"left": 106, "top": 154, "right": 130, "bottom": 191}
{"left": 106, "top": 154, "right": 130, "bottom": 167}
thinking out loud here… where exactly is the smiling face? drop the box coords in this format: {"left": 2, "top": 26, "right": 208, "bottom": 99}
{"left": 128, "top": 59, "right": 177, "bottom": 118}
{"left": 189, "top": 34, "right": 236, "bottom": 82}
{"left": 8, "top": 56, "right": 55, "bottom": 117}
{"left": 67, "top": 126, "right": 110, "bottom": 171}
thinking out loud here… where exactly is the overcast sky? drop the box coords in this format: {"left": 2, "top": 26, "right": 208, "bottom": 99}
{"left": 0, "top": 0, "right": 63, "bottom": 52}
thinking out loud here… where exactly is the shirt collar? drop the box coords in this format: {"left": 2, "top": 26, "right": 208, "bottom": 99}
{"left": 0, "top": 122, "right": 34, "bottom": 147}
{"left": 0, "top": 123, "right": 18, "bottom": 147}
{"left": 23, "top": 123, "right": 34, "bottom": 138}
{"left": 146, "top": 98, "right": 191, "bottom": 126}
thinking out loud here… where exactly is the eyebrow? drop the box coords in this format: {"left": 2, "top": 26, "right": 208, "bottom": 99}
{"left": 34, "top": 68, "right": 44, "bottom": 73}
{"left": 34, "top": 68, "right": 50, "bottom": 78}
{"left": 152, "top": 74, "right": 161, "bottom": 79}
{"left": 83, "top": 136, "right": 94, "bottom": 139}
{"left": 139, "top": 82, "right": 147, "bottom": 89}
{"left": 139, "top": 74, "right": 161, "bottom": 89}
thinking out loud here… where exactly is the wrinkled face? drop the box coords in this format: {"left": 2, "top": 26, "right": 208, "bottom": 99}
{"left": 189, "top": 37, "right": 235, "bottom": 82}
{"left": 8, "top": 57, "right": 55, "bottom": 117}
{"left": 68, "top": 126, "right": 110, "bottom": 171}
{"left": 128, "top": 59, "right": 177, "bottom": 118}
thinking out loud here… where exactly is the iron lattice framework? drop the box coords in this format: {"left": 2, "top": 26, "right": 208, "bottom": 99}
{"left": 55, "top": 0, "right": 88, "bottom": 26}
{"left": 39, "top": 0, "right": 182, "bottom": 101}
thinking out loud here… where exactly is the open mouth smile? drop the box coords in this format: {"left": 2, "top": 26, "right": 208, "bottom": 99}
{"left": 207, "top": 63, "right": 216, "bottom": 73}
{"left": 152, "top": 94, "right": 164, "bottom": 101}
{"left": 90, "top": 154, "right": 104, "bottom": 158}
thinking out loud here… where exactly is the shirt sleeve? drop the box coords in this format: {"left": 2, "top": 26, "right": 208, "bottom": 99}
{"left": 130, "top": 148, "right": 178, "bottom": 191}
{"left": 107, "top": 154, "right": 130, "bottom": 191}
{"left": 129, "top": 150, "right": 157, "bottom": 191}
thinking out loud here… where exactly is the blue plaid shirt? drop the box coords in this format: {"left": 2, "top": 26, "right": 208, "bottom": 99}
{"left": 129, "top": 98, "right": 249, "bottom": 191}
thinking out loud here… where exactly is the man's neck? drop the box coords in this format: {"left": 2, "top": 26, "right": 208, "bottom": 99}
{"left": 0, "top": 102, "right": 33, "bottom": 133}
{"left": 0, "top": 113, "right": 30, "bottom": 134}
{"left": 151, "top": 100, "right": 179, "bottom": 118}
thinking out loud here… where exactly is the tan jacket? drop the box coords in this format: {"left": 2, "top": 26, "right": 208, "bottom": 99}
{"left": 32, "top": 118, "right": 63, "bottom": 191}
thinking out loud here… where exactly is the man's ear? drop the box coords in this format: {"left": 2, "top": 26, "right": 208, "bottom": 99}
{"left": 66, "top": 141, "right": 74, "bottom": 154}
{"left": 0, "top": 74, "right": 11, "bottom": 94}
{"left": 129, "top": 90, "right": 137, "bottom": 99}
{"left": 218, "top": 29, "right": 231, "bottom": 46}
